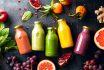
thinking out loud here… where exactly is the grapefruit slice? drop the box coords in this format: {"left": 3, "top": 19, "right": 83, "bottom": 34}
{"left": 94, "top": 28, "right": 104, "bottom": 50}
{"left": 37, "top": 60, "right": 56, "bottom": 70}
{"left": 29, "top": 0, "right": 41, "bottom": 9}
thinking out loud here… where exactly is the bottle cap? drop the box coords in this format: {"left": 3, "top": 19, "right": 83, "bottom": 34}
{"left": 14, "top": 24, "right": 23, "bottom": 29}
{"left": 34, "top": 21, "right": 42, "bottom": 25}
{"left": 83, "top": 26, "right": 89, "bottom": 29}
{"left": 47, "top": 27, "right": 56, "bottom": 30}
{"left": 57, "top": 19, "right": 65, "bottom": 22}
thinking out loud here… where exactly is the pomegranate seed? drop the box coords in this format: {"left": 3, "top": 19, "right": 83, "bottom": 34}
{"left": 20, "top": 13, "right": 24, "bottom": 17}
{"left": 18, "top": 8, "right": 21, "bottom": 11}
{"left": 58, "top": 53, "right": 72, "bottom": 67}
{"left": 24, "top": 7, "right": 27, "bottom": 11}
{"left": 18, "top": 0, "right": 21, "bottom": 3}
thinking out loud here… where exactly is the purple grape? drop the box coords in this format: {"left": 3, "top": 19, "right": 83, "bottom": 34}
{"left": 26, "top": 64, "right": 31, "bottom": 68}
{"left": 29, "top": 58, "right": 33, "bottom": 61}
{"left": 94, "top": 54, "right": 99, "bottom": 59}
{"left": 85, "top": 61, "right": 90, "bottom": 65}
{"left": 21, "top": 66, "right": 23, "bottom": 69}
{"left": 98, "top": 65, "right": 103, "bottom": 70}
{"left": 10, "top": 62, "right": 14, "bottom": 67}
{"left": 83, "top": 65, "right": 89, "bottom": 70}
{"left": 32, "top": 55, "right": 36, "bottom": 60}
{"left": 27, "top": 57, "right": 30, "bottom": 60}
{"left": 96, "top": 50, "right": 101, "bottom": 54}
{"left": 15, "top": 63, "right": 21, "bottom": 67}
{"left": 12, "top": 56, "right": 16, "bottom": 61}
{"left": 26, "top": 60, "right": 31, "bottom": 64}
{"left": 13, "top": 66, "right": 16, "bottom": 70}
{"left": 7, "top": 57, "right": 11, "bottom": 61}
{"left": 16, "top": 67, "right": 20, "bottom": 70}
{"left": 93, "top": 65, "right": 97, "bottom": 70}
{"left": 30, "top": 60, "right": 35, "bottom": 64}
{"left": 90, "top": 59, "right": 96, "bottom": 65}
{"left": 89, "top": 65, "right": 93, "bottom": 70}
{"left": 22, "top": 62, "right": 27, "bottom": 67}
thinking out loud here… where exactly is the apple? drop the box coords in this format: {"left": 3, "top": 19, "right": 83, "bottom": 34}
{"left": 0, "top": 9, "right": 8, "bottom": 22}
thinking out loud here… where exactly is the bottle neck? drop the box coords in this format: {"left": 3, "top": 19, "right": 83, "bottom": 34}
{"left": 82, "top": 28, "right": 89, "bottom": 33}
{"left": 48, "top": 29, "right": 56, "bottom": 34}
{"left": 15, "top": 27, "right": 24, "bottom": 32}
{"left": 34, "top": 23, "right": 42, "bottom": 28}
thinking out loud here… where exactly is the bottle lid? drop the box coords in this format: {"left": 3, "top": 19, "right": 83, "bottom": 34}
{"left": 47, "top": 27, "right": 56, "bottom": 30}
{"left": 14, "top": 24, "right": 23, "bottom": 29}
{"left": 83, "top": 26, "right": 89, "bottom": 29}
{"left": 57, "top": 19, "right": 65, "bottom": 22}
{"left": 34, "top": 21, "right": 42, "bottom": 25}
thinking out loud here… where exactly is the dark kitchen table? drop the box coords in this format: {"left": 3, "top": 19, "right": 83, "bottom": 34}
{"left": 0, "top": 0, "right": 104, "bottom": 70}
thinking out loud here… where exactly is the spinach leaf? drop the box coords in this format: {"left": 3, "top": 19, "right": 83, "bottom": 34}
{"left": 0, "top": 23, "right": 5, "bottom": 30}
{"left": 0, "top": 28, "right": 9, "bottom": 47}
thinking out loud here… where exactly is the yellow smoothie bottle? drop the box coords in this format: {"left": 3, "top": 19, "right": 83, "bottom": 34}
{"left": 57, "top": 19, "right": 74, "bottom": 48}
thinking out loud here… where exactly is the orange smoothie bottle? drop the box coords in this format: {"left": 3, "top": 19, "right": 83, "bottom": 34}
{"left": 14, "top": 24, "right": 32, "bottom": 54}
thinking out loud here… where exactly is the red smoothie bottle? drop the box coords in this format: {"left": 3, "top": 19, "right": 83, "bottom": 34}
{"left": 74, "top": 26, "right": 90, "bottom": 56}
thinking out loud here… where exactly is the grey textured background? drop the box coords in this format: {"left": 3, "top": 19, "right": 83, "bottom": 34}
{"left": 0, "top": 0, "right": 104, "bottom": 70}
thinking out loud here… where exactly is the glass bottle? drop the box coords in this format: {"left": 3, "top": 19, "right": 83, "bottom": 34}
{"left": 14, "top": 24, "right": 31, "bottom": 54}
{"left": 45, "top": 27, "right": 58, "bottom": 57}
{"left": 74, "top": 26, "right": 90, "bottom": 56}
{"left": 58, "top": 19, "right": 74, "bottom": 48}
{"left": 32, "top": 21, "right": 45, "bottom": 51}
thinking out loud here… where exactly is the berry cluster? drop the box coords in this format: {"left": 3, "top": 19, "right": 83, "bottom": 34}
{"left": 83, "top": 50, "right": 103, "bottom": 70}
{"left": 6, "top": 55, "right": 37, "bottom": 70}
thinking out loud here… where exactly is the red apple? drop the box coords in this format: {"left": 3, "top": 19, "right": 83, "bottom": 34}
{"left": 0, "top": 9, "right": 8, "bottom": 22}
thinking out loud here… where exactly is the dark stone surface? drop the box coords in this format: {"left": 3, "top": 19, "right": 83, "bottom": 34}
{"left": 0, "top": 0, "right": 104, "bottom": 70}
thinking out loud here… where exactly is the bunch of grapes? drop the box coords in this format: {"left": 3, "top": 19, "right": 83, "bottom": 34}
{"left": 6, "top": 55, "right": 37, "bottom": 70}
{"left": 83, "top": 50, "right": 104, "bottom": 70}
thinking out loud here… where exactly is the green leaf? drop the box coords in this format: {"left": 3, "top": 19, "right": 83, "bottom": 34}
{"left": 0, "top": 28, "right": 9, "bottom": 47}
{"left": 0, "top": 28, "right": 9, "bottom": 36}
{"left": 51, "top": 0, "right": 54, "bottom": 8}
{"left": 0, "top": 23, "right": 5, "bottom": 30}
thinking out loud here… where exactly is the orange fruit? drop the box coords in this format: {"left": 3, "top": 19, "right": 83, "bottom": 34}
{"left": 59, "top": 0, "right": 71, "bottom": 5}
{"left": 75, "top": 5, "right": 86, "bottom": 17}
{"left": 29, "top": 0, "right": 41, "bottom": 9}
{"left": 37, "top": 60, "right": 56, "bottom": 70}
{"left": 94, "top": 28, "right": 104, "bottom": 50}
{"left": 52, "top": 3, "right": 63, "bottom": 14}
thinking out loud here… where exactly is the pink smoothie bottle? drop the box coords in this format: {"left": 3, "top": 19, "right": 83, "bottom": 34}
{"left": 74, "top": 26, "right": 90, "bottom": 56}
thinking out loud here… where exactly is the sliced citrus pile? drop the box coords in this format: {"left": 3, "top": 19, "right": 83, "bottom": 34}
{"left": 37, "top": 60, "right": 56, "bottom": 70}
{"left": 94, "top": 28, "right": 104, "bottom": 50}
{"left": 29, "top": 0, "right": 41, "bottom": 9}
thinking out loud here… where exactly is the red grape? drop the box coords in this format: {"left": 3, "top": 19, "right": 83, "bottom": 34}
{"left": 90, "top": 59, "right": 96, "bottom": 65}
{"left": 93, "top": 65, "right": 97, "bottom": 70}
{"left": 83, "top": 65, "right": 89, "bottom": 70}
{"left": 89, "top": 65, "right": 93, "bottom": 70}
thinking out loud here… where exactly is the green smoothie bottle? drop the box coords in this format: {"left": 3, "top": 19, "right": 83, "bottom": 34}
{"left": 32, "top": 21, "right": 45, "bottom": 51}
{"left": 45, "top": 27, "right": 58, "bottom": 57}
